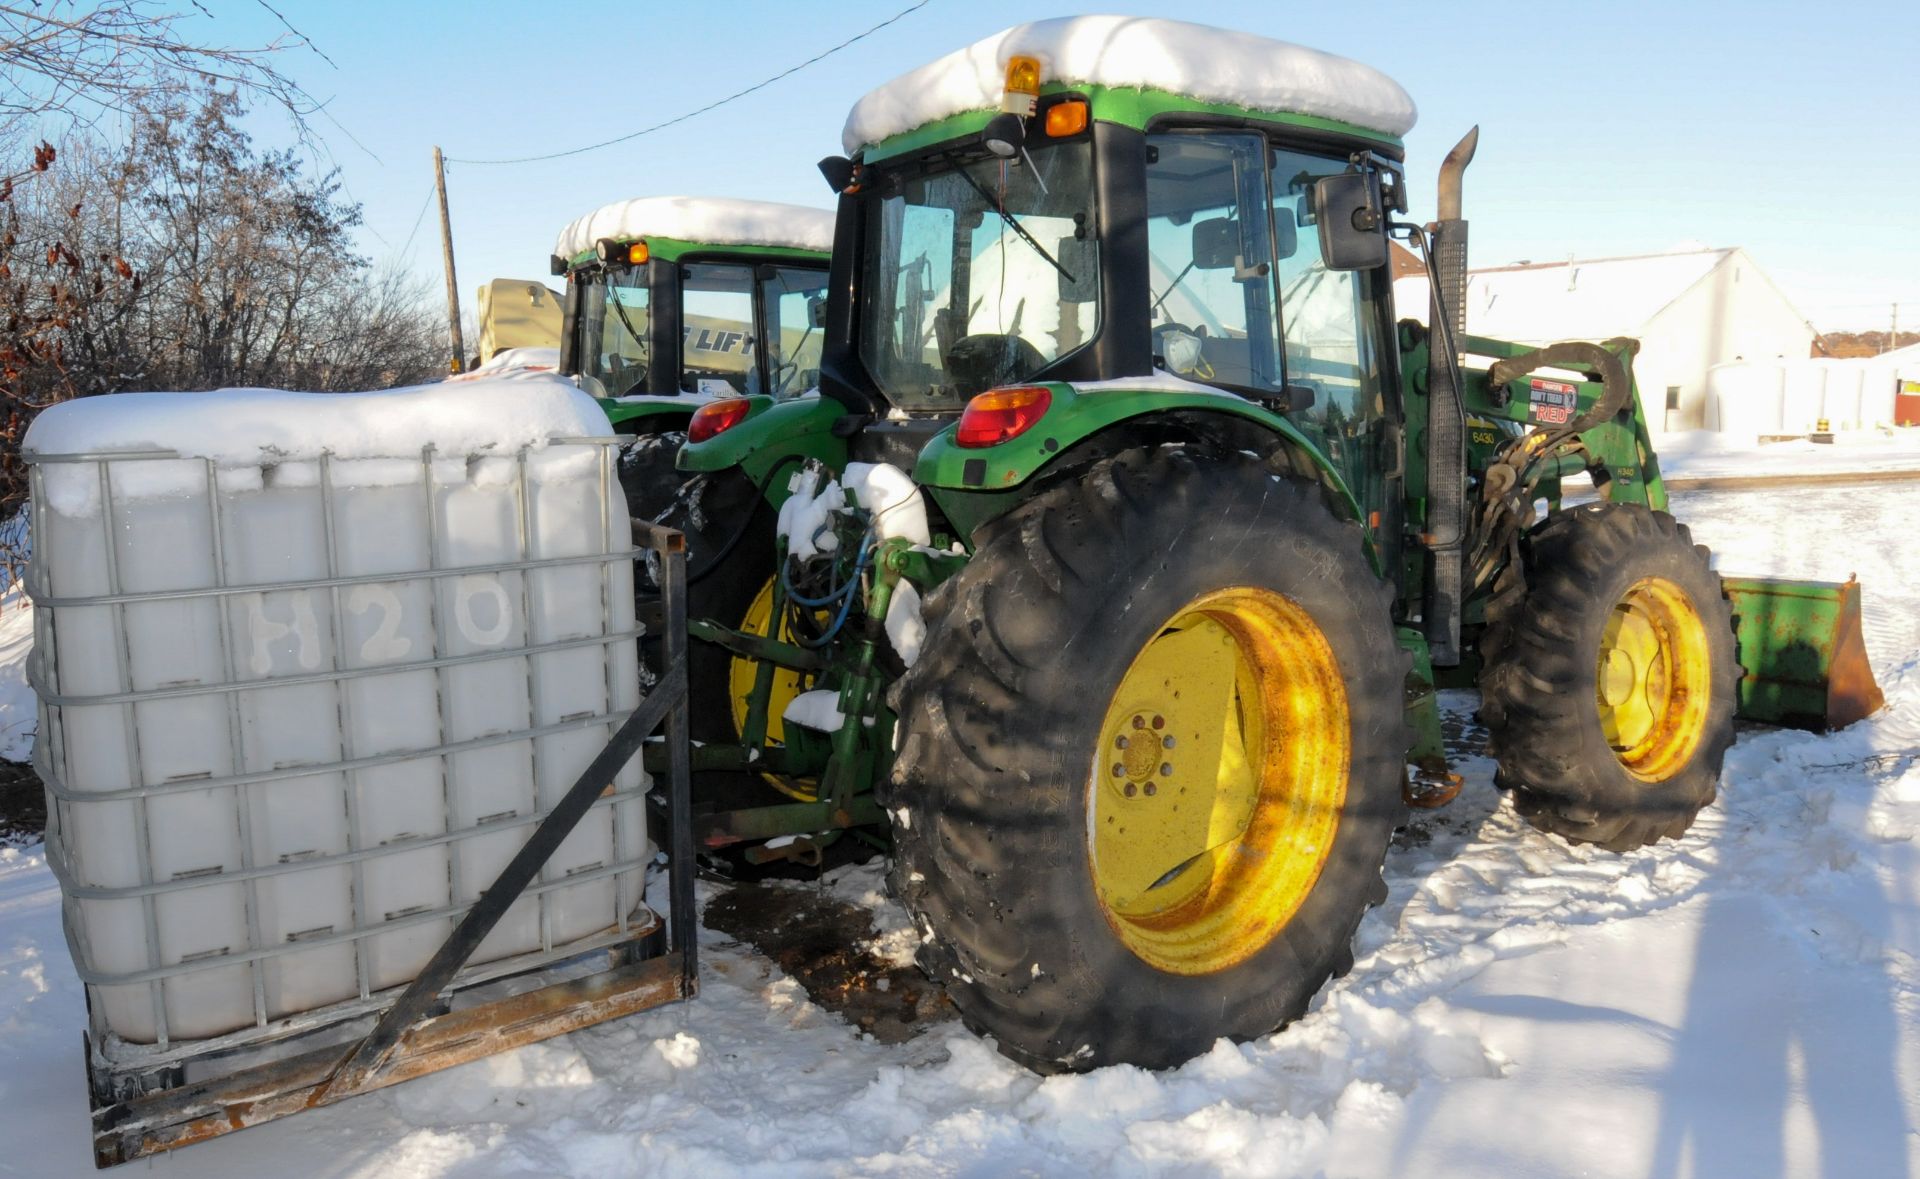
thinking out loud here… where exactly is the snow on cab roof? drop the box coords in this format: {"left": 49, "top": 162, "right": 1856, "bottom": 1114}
{"left": 841, "top": 15, "right": 1416, "bottom": 155}
{"left": 553, "top": 196, "right": 835, "bottom": 262}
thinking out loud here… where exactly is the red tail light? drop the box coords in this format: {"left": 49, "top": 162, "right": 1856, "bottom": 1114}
{"left": 688, "top": 397, "right": 751, "bottom": 442}
{"left": 955, "top": 386, "right": 1052, "bottom": 448}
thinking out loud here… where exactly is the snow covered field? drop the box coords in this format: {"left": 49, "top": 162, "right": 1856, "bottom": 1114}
{"left": 2, "top": 482, "right": 1917, "bottom": 1177}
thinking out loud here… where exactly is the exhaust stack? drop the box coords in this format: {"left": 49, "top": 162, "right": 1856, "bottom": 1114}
{"left": 1423, "top": 126, "right": 1479, "bottom": 666}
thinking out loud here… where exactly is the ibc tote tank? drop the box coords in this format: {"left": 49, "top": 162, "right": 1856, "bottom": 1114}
{"left": 23, "top": 377, "right": 647, "bottom": 1046}
{"left": 1707, "top": 361, "right": 1786, "bottom": 437}
{"left": 1781, "top": 361, "right": 1827, "bottom": 432}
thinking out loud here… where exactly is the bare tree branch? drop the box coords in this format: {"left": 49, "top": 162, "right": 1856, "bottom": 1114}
{"left": 0, "top": 1, "right": 317, "bottom": 136}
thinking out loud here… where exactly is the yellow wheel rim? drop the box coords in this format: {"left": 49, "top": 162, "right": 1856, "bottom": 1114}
{"left": 729, "top": 576, "right": 808, "bottom": 749}
{"left": 1089, "top": 587, "right": 1349, "bottom": 976}
{"left": 1595, "top": 576, "right": 1713, "bottom": 782}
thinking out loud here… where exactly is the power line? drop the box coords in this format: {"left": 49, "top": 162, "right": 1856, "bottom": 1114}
{"left": 444, "top": 0, "right": 934, "bottom": 167}
{"left": 395, "top": 181, "right": 435, "bottom": 263}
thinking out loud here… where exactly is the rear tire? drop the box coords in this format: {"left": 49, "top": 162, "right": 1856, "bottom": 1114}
{"left": 1479, "top": 502, "right": 1737, "bottom": 852}
{"left": 616, "top": 430, "right": 779, "bottom": 745}
{"left": 886, "top": 446, "right": 1408, "bottom": 1072}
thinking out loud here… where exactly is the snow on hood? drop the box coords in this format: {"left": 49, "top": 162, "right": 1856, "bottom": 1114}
{"left": 23, "top": 374, "right": 612, "bottom": 467}
{"left": 553, "top": 196, "right": 835, "bottom": 262}
{"left": 842, "top": 15, "right": 1416, "bottom": 155}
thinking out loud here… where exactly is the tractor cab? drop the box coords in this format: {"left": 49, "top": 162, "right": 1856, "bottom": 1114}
{"left": 551, "top": 196, "right": 834, "bottom": 431}
{"left": 801, "top": 20, "right": 1413, "bottom": 515}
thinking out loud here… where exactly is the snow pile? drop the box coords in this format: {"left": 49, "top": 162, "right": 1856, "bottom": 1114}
{"left": 553, "top": 196, "right": 835, "bottom": 262}
{"left": 782, "top": 689, "right": 846, "bottom": 734}
{"left": 884, "top": 579, "right": 925, "bottom": 668}
{"left": 842, "top": 16, "right": 1417, "bottom": 154}
{"left": 23, "top": 377, "right": 612, "bottom": 515}
{"left": 451, "top": 346, "right": 560, "bottom": 379}
{"left": 842, "top": 463, "right": 930, "bottom": 547}
{"left": 774, "top": 467, "right": 844, "bottom": 561}
{"left": 24, "top": 377, "right": 610, "bottom": 468}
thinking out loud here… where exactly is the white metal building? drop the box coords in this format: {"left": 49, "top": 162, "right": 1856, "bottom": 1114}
{"left": 1396, "top": 247, "right": 1817, "bottom": 431}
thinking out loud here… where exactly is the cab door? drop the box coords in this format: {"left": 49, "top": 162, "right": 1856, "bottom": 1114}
{"left": 1267, "top": 145, "right": 1400, "bottom": 565}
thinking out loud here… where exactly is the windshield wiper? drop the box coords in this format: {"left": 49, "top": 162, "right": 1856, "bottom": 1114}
{"left": 955, "top": 167, "right": 1076, "bottom": 286}
{"left": 600, "top": 284, "right": 651, "bottom": 394}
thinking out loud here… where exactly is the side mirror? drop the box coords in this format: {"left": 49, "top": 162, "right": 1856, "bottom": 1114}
{"left": 818, "top": 155, "right": 855, "bottom": 194}
{"left": 1055, "top": 236, "right": 1098, "bottom": 302}
{"left": 1310, "top": 173, "right": 1387, "bottom": 271}
{"left": 1274, "top": 209, "right": 1299, "bottom": 262}
{"left": 808, "top": 294, "right": 827, "bottom": 329}
{"left": 1190, "top": 217, "right": 1238, "bottom": 270}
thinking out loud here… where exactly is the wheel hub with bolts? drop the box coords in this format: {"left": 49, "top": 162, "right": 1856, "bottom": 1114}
{"left": 1090, "top": 587, "right": 1349, "bottom": 976}
{"left": 1594, "top": 575, "right": 1712, "bottom": 783}
{"left": 1112, "top": 715, "right": 1173, "bottom": 796}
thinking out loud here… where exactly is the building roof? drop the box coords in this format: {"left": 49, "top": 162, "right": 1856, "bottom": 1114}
{"left": 841, "top": 16, "right": 1417, "bottom": 155}
{"left": 553, "top": 197, "right": 835, "bottom": 261}
{"left": 1394, "top": 247, "right": 1741, "bottom": 343}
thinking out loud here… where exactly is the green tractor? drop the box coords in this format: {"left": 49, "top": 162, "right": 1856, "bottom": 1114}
{"left": 552, "top": 195, "right": 832, "bottom": 555}
{"left": 666, "top": 17, "right": 1884, "bottom": 1070}
{"left": 551, "top": 197, "right": 835, "bottom": 739}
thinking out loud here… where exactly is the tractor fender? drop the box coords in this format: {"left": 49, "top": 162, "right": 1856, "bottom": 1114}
{"left": 913, "top": 382, "right": 1363, "bottom": 541}
{"left": 676, "top": 393, "right": 849, "bottom": 511}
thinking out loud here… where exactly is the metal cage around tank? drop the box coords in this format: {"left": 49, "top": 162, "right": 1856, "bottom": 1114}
{"left": 24, "top": 438, "right": 654, "bottom": 1058}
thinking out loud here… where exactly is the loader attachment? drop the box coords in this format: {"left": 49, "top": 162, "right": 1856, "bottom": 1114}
{"left": 1722, "top": 575, "right": 1885, "bottom": 732}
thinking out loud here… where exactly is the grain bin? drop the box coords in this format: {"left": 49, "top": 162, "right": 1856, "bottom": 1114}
{"left": 24, "top": 378, "right": 648, "bottom": 1048}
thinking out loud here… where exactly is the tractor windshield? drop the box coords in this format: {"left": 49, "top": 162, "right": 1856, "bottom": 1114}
{"left": 572, "top": 261, "right": 828, "bottom": 400}
{"left": 573, "top": 268, "right": 651, "bottom": 398}
{"left": 860, "top": 139, "right": 1098, "bottom": 408}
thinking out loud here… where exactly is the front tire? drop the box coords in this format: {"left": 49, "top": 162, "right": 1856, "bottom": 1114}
{"left": 886, "top": 447, "right": 1408, "bottom": 1072}
{"left": 1479, "top": 502, "right": 1737, "bottom": 852}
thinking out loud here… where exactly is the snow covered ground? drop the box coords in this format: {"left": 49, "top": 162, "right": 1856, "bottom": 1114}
{"left": 2, "top": 483, "right": 1917, "bottom": 1176}
{"left": 1645, "top": 427, "right": 1920, "bottom": 481}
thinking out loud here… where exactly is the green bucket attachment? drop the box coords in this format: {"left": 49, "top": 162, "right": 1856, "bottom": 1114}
{"left": 1722, "top": 575, "right": 1886, "bottom": 732}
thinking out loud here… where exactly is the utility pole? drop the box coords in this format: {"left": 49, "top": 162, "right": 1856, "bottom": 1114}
{"left": 433, "top": 147, "right": 465, "bottom": 374}
{"left": 1893, "top": 302, "right": 1900, "bottom": 354}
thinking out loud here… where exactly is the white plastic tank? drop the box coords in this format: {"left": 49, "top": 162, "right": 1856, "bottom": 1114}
{"left": 1781, "top": 361, "right": 1827, "bottom": 432}
{"left": 25, "top": 378, "right": 647, "bottom": 1046}
{"left": 1707, "top": 361, "right": 1785, "bottom": 437}
{"left": 1821, "top": 364, "right": 1865, "bottom": 430}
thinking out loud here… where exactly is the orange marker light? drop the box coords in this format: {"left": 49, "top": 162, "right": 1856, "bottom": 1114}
{"left": 956, "top": 385, "right": 1052, "bottom": 448}
{"left": 1044, "top": 100, "right": 1088, "bottom": 137}
{"left": 627, "top": 241, "right": 650, "bottom": 265}
{"left": 689, "top": 397, "right": 751, "bottom": 442}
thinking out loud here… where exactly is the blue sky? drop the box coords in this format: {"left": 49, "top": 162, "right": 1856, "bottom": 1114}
{"left": 186, "top": 1, "right": 1918, "bottom": 334}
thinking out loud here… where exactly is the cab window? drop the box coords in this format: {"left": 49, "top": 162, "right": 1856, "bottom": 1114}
{"left": 1269, "top": 147, "right": 1386, "bottom": 432}
{"left": 760, "top": 265, "right": 829, "bottom": 398}
{"left": 1143, "top": 131, "right": 1280, "bottom": 391}
{"left": 681, "top": 262, "right": 756, "bottom": 395}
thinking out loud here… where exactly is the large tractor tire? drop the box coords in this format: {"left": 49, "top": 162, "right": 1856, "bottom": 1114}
{"left": 1479, "top": 502, "right": 1737, "bottom": 852}
{"left": 616, "top": 432, "right": 802, "bottom": 747}
{"left": 886, "top": 446, "right": 1409, "bottom": 1072}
